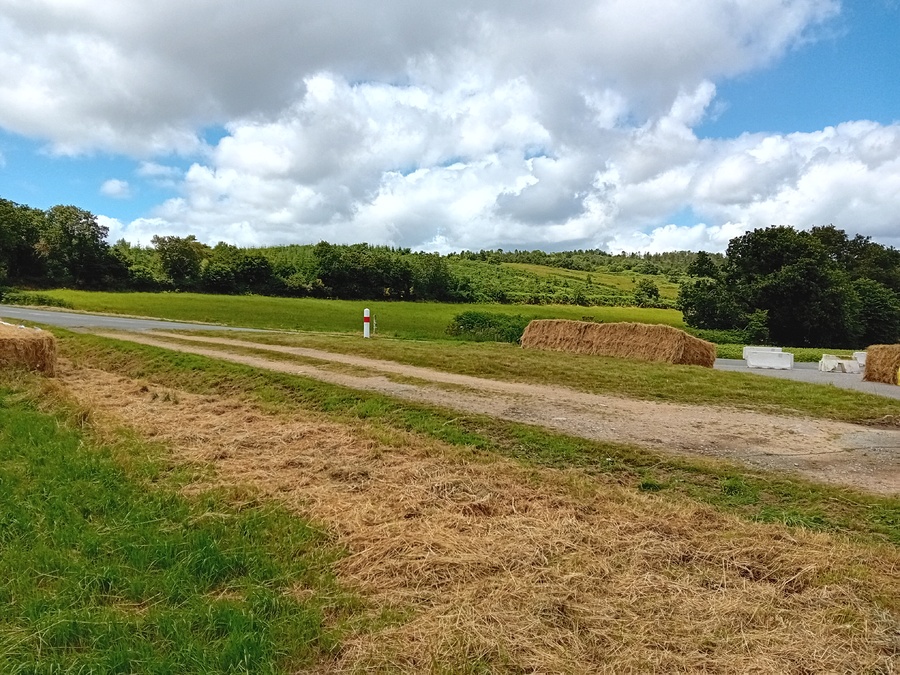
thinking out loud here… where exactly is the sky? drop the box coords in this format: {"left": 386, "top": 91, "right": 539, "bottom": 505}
{"left": 0, "top": 0, "right": 898, "bottom": 254}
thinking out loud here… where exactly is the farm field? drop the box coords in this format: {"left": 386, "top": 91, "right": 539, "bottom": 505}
{"left": 35, "top": 289, "right": 686, "bottom": 338}
{"left": 2, "top": 330, "right": 896, "bottom": 671}
{"left": 502, "top": 261, "right": 681, "bottom": 299}
{"left": 3, "top": 300, "right": 900, "bottom": 671}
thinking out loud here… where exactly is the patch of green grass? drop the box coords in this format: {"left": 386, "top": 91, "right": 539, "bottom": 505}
{"left": 35, "top": 290, "right": 686, "bottom": 338}
{"left": 184, "top": 330, "right": 900, "bottom": 425}
{"left": 60, "top": 331, "right": 900, "bottom": 546}
{"left": 0, "top": 380, "right": 360, "bottom": 674}
{"left": 503, "top": 262, "right": 681, "bottom": 299}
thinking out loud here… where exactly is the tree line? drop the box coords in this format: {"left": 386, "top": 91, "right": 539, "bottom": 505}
{"left": 678, "top": 225, "right": 900, "bottom": 347}
{"left": 0, "top": 197, "right": 674, "bottom": 307}
{"left": 0, "top": 199, "right": 467, "bottom": 301}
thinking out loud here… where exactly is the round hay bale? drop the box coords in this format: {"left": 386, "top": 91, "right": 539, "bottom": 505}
{"left": 0, "top": 322, "right": 58, "bottom": 376}
{"left": 520, "top": 320, "right": 716, "bottom": 367}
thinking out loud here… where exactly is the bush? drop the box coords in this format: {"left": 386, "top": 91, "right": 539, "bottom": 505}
{"left": 0, "top": 290, "right": 73, "bottom": 308}
{"left": 446, "top": 311, "right": 531, "bottom": 343}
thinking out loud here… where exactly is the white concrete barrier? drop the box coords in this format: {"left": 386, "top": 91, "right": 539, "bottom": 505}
{"left": 742, "top": 346, "right": 782, "bottom": 360}
{"left": 819, "top": 354, "right": 860, "bottom": 373}
{"left": 819, "top": 354, "right": 840, "bottom": 372}
{"left": 853, "top": 351, "right": 867, "bottom": 367}
{"left": 746, "top": 350, "right": 794, "bottom": 370}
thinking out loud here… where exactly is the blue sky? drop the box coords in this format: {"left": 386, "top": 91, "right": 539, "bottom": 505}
{"left": 699, "top": 2, "right": 900, "bottom": 137}
{"left": 0, "top": 1, "right": 898, "bottom": 253}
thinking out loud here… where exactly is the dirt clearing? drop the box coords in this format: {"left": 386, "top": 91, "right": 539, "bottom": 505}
{"left": 97, "top": 331, "right": 900, "bottom": 495}
{"left": 53, "top": 361, "right": 900, "bottom": 672}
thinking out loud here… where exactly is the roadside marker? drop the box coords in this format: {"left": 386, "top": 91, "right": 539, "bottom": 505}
{"left": 364, "top": 308, "right": 371, "bottom": 339}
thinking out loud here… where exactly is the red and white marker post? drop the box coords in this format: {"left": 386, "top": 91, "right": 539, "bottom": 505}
{"left": 363, "top": 308, "right": 371, "bottom": 338}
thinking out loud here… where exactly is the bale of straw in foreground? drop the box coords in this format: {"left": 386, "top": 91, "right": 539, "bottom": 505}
{"left": 0, "top": 322, "right": 57, "bottom": 376}
{"left": 521, "top": 320, "right": 716, "bottom": 367}
{"left": 863, "top": 344, "right": 900, "bottom": 385}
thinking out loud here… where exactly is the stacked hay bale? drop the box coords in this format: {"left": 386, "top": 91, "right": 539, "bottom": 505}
{"left": 862, "top": 345, "right": 900, "bottom": 385}
{"left": 0, "top": 321, "right": 57, "bottom": 376}
{"left": 521, "top": 320, "right": 716, "bottom": 367}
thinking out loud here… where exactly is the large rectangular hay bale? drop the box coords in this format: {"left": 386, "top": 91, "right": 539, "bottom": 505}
{"left": 520, "top": 320, "right": 716, "bottom": 367}
{"left": 0, "top": 322, "right": 57, "bottom": 376}
{"left": 863, "top": 344, "right": 900, "bottom": 385}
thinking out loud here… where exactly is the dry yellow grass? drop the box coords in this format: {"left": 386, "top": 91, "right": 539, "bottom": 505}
{"left": 864, "top": 344, "right": 900, "bottom": 385}
{"left": 52, "top": 362, "right": 899, "bottom": 673}
{"left": 0, "top": 322, "right": 57, "bottom": 376}
{"left": 521, "top": 320, "right": 716, "bottom": 367}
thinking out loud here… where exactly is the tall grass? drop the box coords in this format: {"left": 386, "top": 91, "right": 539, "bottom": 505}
{"left": 37, "top": 290, "right": 686, "bottom": 338}
{"left": 0, "top": 380, "right": 358, "bottom": 673}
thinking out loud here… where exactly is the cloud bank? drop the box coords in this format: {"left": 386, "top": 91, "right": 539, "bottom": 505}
{"left": 6, "top": 0, "right": 898, "bottom": 252}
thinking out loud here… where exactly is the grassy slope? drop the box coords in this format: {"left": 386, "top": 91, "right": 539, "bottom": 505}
{"left": 503, "top": 262, "right": 681, "bottom": 299}
{"left": 0, "top": 378, "right": 360, "bottom": 673}
{"left": 61, "top": 332, "right": 900, "bottom": 547}
{"left": 36, "top": 290, "right": 686, "bottom": 337}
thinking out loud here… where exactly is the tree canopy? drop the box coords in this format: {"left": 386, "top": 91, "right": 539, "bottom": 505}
{"left": 678, "top": 225, "right": 900, "bottom": 348}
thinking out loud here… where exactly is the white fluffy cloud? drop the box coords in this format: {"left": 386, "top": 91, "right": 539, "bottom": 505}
{"left": 100, "top": 178, "right": 130, "bottom": 198}
{"left": 9, "top": 0, "right": 896, "bottom": 253}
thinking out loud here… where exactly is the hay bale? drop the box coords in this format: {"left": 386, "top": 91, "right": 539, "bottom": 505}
{"left": 520, "top": 320, "right": 716, "bottom": 367}
{"left": 0, "top": 322, "right": 57, "bottom": 376}
{"left": 862, "top": 344, "right": 900, "bottom": 385}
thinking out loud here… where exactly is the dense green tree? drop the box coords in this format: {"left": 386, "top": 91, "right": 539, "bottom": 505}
{"left": 686, "top": 250, "right": 719, "bottom": 279}
{"left": 39, "top": 205, "right": 118, "bottom": 287}
{"left": 677, "top": 277, "right": 746, "bottom": 329}
{"left": 851, "top": 278, "right": 900, "bottom": 345}
{"left": 152, "top": 235, "right": 208, "bottom": 289}
{"left": 0, "top": 199, "right": 46, "bottom": 280}
{"left": 632, "top": 278, "right": 660, "bottom": 307}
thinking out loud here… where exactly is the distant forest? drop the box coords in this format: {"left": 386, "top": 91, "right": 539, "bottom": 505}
{"left": 2, "top": 196, "right": 900, "bottom": 347}
{"left": 0, "top": 197, "right": 700, "bottom": 308}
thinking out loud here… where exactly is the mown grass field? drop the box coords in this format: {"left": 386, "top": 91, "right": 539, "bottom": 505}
{"left": 36, "top": 289, "right": 686, "bottom": 338}
{"left": 61, "top": 331, "right": 900, "bottom": 544}
{"left": 2, "top": 325, "right": 899, "bottom": 670}
{"left": 0, "top": 376, "right": 362, "bottom": 673}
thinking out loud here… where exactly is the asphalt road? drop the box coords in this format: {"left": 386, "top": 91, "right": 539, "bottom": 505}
{"left": 0, "top": 306, "right": 260, "bottom": 332}
{"left": 4, "top": 305, "right": 900, "bottom": 401}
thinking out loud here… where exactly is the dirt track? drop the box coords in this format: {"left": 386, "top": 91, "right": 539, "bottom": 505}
{"left": 91, "top": 331, "right": 900, "bottom": 495}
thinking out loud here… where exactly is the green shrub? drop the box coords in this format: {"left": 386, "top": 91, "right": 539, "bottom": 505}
{"left": 0, "top": 290, "right": 73, "bottom": 309}
{"left": 446, "top": 311, "right": 531, "bottom": 343}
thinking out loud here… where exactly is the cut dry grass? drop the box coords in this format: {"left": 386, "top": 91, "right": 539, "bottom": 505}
{"left": 522, "top": 319, "right": 715, "bottom": 367}
{"left": 50, "top": 359, "right": 900, "bottom": 673}
{"left": 865, "top": 344, "right": 900, "bottom": 385}
{"left": 0, "top": 322, "right": 57, "bottom": 375}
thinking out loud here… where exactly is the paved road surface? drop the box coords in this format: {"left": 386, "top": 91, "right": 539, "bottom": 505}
{"left": 4, "top": 305, "right": 900, "bottom": 400}
{"left": 0, "top": 306, "right": 263, "bottom": 332}
{"left": 715, "top": 358, "right": 900, "bottom": 401}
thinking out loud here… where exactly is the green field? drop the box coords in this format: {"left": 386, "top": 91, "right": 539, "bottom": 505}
{"left": 502, "top": 262, "right": 681, "bottom": 299}
{"left": 36, "top": 290, "right": 686, "bottom": 338}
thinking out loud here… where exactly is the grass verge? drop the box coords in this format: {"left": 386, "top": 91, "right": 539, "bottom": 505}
{"left": 0, "top": 374, "right": 360, "bottom": 674}
{"left": 61, "top": 331, "right": 900, "bottom": 548}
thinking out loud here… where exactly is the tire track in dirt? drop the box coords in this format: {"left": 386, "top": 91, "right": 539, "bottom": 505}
{"left": 94, "top": 331, "right": 900, "bottom": 494}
